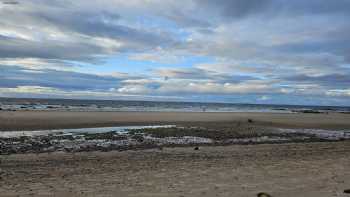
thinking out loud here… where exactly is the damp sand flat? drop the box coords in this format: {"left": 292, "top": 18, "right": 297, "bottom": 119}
{"left": 1, "top": 142, "right": 350, "bottom": 197}
{"left": 1, "top": 111, "right": 350, "bottom": 131}
{"left": 2, "top": 125, "right": 350, "bottom": 155}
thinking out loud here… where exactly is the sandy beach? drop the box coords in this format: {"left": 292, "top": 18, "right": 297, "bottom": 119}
{"left": 1, "top": 142, "right": 350, "bottom": 197}
{"left": 1, "top": 111, "right": 350, "bottom": 131}
{"left": 1, "top": 111, "right": 350, "bottom": 196}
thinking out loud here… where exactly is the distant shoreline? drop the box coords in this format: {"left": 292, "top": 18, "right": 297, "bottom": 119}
{"left": 1, "top": 96, "right": 350, "bottom": 108}
{"left": 1, "top": 97, "right": 349, "bottom": 113}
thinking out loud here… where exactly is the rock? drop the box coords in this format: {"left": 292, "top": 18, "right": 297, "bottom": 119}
{"left": 64, "top": 147, "right": 74, "bottom": 152}
{"left": 257, "top": 192, "right": 272, "bottom": 197}
{"left": 131, "top": 134, "right": 144, "bottom": 142}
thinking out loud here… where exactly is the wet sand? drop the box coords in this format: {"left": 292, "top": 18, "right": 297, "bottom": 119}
{"left": 1, "top": 142, "right": 350, "bottom": 197}
{"left": 1, "top": 111, "right": 350, "bottom": 131}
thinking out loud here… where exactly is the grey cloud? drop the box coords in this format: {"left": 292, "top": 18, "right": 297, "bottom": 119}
{"left": 198, "top": 0, "right": 273, "bottom": 19}
{"left": 154, "top": 68, "right": 213, "bottom": 80}
{"left": 0, "top": 65, "right": 126, "bottom": 90}
{"left": 154, "top": 67, "right": 257, "bottom": 83}
{"left": 2, "top": 1, "right": 19, "bottom": 5}
{"left": 197, "top": 0, "right": 350, "bottom": 20}
{"left": 0, "top": 35, "right": 105, "bottom": 61}
{"left": 285, "top": 74, "right": 350, "bottom": 89}
{"left": 34, "top": 11, "right": 176, "bottom": 50}
{"left": 0, "top": 2, "right": 179, "bottom": 62}
{"left": 181, "top": 24, "right": 350, "bottom": 78}
{"left": 272, "top": 33, "right": 350, "bottom": 60}
{"left": 284, "top": 0, "right": 350, "bottom": 16}
{"left": 163, "top": 10, "right": 213, "bottom": 28}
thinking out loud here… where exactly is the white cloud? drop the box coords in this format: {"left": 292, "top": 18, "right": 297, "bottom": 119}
{"left": 0, "top": 85, "right": 183, "bottom": 100}
{"left": 118, "top": 79, "right": 274, "bottom": 95}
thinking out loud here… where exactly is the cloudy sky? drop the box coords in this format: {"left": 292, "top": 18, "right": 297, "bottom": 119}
{"left": 1, "top": 0, "right": 350, "bottom": 105}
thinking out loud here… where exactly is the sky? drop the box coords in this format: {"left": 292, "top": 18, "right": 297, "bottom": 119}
{"left": 0, "top": 0, "right": 350, "bottom": 106}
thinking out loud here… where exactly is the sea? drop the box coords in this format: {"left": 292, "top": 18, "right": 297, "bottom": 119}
{"left": 0, "top": 97, "right": 349, "bottom": 113}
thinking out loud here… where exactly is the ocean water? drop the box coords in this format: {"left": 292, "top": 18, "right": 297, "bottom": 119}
{"left": 0, "top": 97, "right": 349, "bottom": 113}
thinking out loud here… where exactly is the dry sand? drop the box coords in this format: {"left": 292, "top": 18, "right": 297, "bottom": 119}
{"left": 1, "top": 111, "right": 350, "bottom": 131}
{"left": 1, "top": 142, "right": 350, "bottom": 197}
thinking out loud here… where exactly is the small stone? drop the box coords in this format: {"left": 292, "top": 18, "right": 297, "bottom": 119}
{"left": 194, "top": 147, "right": 199, "bottom": 150}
